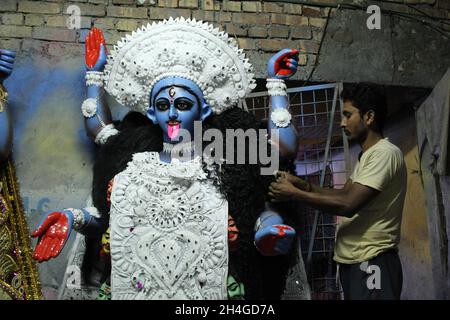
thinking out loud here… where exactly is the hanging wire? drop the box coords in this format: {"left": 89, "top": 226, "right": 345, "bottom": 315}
{"left": 301, "top": 5, "right": 333, "bottom": 88}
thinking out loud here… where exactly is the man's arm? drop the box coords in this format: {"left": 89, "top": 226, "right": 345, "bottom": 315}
{"left": 294, "top": 182, "right": 378, "bottom": 217}
{"left": 309, "top": 179, "right": 353, "bottom": 195}
{"left": 279, "top": 171, "right": 352, "bottom": 196}
{"left": 269, "top": 177, "right": 378, "bottom": 218}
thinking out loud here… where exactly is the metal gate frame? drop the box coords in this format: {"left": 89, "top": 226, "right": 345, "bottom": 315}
{"left": 245, "top": 82, "right": 350, "bottom": 299}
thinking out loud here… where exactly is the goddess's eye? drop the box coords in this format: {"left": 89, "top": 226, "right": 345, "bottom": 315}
{"left": 156, "top": 99, "right": 170, "bottom": 111}
{"left": 175, "top": 99, "right": 193, "bottom": 111}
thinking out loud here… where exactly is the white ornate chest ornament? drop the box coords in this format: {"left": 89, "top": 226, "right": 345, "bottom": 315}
{"left": 109, "top": 152, "right": 229, "bottom": 300}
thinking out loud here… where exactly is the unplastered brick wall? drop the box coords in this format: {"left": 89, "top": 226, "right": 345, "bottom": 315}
{"left": 0, "top": 0, "right": 449, "bottom": 78}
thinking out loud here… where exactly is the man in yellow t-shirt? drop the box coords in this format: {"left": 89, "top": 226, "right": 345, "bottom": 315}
{"left": 269, "top": 83, "right": 406, "bottom": 300}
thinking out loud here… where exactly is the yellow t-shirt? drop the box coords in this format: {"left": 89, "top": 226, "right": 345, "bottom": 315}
{"left": 334, "top": 138, "right": 406, "bottom": 264}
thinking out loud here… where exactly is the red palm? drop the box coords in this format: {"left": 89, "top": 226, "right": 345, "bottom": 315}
{"left": 268, "top": 48, "right": 300, "bottom": 79}
{"left": 85, "top": 27, "right": 107, "bottom": 70}
{"left": 276, "top": 49, "right": 299, "bottom": 77}
{"left": 32, "top": 212, "right": 70, "bottom": 262}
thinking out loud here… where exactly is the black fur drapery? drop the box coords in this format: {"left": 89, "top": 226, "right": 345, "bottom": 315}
{"left": 85, "top": 108, "right": 295, "bottom": 299}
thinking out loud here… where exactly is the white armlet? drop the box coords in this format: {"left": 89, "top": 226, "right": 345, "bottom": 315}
{"left": 94, "top": 123, "right": 119, "bottom": 145}
{"left": 271, "top": 108, "right": 292, "bottom": 128}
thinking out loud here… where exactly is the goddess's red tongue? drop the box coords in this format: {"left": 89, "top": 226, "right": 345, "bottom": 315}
{"left": 168, "top": 123, "right": 180, "bottom": 139}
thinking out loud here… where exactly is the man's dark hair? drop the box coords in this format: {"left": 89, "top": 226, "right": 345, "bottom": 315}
{"left": 342, "top": 83, "right": 387, "bottom": 133}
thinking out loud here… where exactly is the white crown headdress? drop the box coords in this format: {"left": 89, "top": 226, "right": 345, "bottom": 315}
{"left": 103, "top": 17, "right": 257, "bottom": 115}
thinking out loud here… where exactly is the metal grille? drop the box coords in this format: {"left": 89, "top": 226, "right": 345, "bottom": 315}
{"left": 245, "top": 83, "right": 349, "bottom": 300}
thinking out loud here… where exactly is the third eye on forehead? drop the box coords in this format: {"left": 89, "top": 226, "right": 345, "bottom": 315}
{"left": 155, "top": 97, "right": 193, "bottom": 111}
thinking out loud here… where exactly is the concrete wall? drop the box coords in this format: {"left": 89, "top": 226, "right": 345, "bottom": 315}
{"left": 1, "top": 0, "right": 449, "bottom": 87}
{"left": 385, "top": 109, "right": 435, "bottom": 300}
{"left": 315, "top": 8, "right": 450, "bottom": 88}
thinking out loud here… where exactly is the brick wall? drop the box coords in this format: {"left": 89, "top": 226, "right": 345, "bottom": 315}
{"left": 0, "top": 0, "right": 449, "bottom": 81}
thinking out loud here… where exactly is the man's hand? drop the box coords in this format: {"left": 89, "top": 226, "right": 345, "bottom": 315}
{"left": 267, "top": 48, "right": 299, "bottom": 79}
{"left": 268, "top": 175, "right": 299, "bottom": 202}
{"left": 31, "top": 211, "right": 74, "bottom": 262}
{"left": 85, "top": 28, "right": 107, "bottom": 71}
{"left": 276, "top": 171, "right": 311, "bottom": 191}
{"left": 0, "top": 49, "right": 16, "bottom": 81}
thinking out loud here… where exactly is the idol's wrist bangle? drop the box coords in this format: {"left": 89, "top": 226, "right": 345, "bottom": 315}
{"left": 68, "top": 208, "right": 88, "bottom": 231}
{"left": 85, "top": 71, "right": 104, "bottom": 87}
{"left": 266, "top": 78, "right": 287, "bottom": 97}
{"left": 95, "top": 123, "right": 119, "bottom": 145}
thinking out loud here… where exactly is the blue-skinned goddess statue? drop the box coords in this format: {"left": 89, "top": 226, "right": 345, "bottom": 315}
{"left": 32, "top": 18, "right": 310, "bottom": 300}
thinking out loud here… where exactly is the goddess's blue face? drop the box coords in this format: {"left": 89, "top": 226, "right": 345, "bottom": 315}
{"left": 147, "top": 77, "right": 212, "bottom": 143}
{"left": 153, "top": 86, "right": 200, "bottom": 142}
